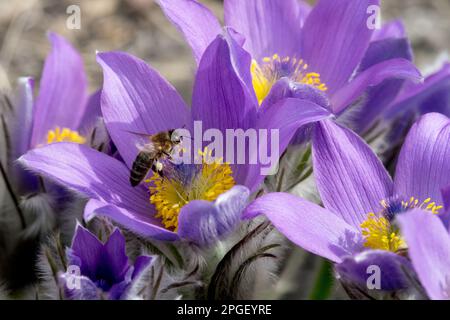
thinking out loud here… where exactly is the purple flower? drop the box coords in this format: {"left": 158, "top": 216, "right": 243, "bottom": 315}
{"left": 351, "top": 21, "right": 450, "bottom": 134}
{"left": 19, "top": 35, "right": 329, "bottom": 245}
{"left": 10, "top": 32, "right": 99, "bottom": 193}
{"left": 398, "top": 200, "right": 450, "bottom": 300}
{"left": 18, "top": 32, "right": 99, "bottom": 150}
{"left": 243, "top": 113, "right": 450, "bottom": 290}
{"left": 384, "top": 63, "right": 450, "bottom": 120}
{"left": 61, "top": 224, "right": 152, "bottom": 300}
{"left": 157, "top": 0, "right": 421, "bottom": 118}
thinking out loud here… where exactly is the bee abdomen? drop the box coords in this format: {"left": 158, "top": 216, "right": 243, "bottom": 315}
{"left": 130, "top": 152, "right": 154, "bottom": 187}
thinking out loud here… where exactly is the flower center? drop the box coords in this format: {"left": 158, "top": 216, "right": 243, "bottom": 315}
{"left": 46, "top": 127, "right": 86, "bottom": 144}
{"left": 251, "top": 54, "right": 328, "bottom": 105}
{"left": 148, "top": 149, "right": 235, "bottom": 231}
{"left": 360, "top": 213, "right": 405, "bottom": 252}
{"left": 361, "top": 196, "right": 443, "bottom": 252}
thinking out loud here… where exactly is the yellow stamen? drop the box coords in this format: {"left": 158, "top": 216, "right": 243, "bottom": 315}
{"left": 360, "top": 213, "right": 405, "bottom": 252}
{"left": 46, "top": 127, "right": 86, "bottom": 144}
{"left": 401, "top": 196, "right": 443, "bottom": 214}
{"left": 148, "top": 149, "right": 235, "bottom": 231}
{"left": 250, "top": 54, "right": 328, "bottom": 105}
{"left": 361, "top": 196, "right": 443, "bottom": 252}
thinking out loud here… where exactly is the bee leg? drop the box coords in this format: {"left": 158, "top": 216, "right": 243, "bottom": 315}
{"left": 162, "top": 150, "right": 173, "bottom": 160}
{"left": 152, "top": 162, "right": 165, "bottom": 179}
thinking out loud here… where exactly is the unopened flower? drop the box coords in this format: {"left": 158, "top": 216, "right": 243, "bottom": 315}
{"left": 61, "top": 225, "right": 152, "bottom": 300}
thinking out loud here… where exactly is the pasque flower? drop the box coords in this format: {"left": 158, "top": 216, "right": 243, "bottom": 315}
{"left": 5, "top": 32, "right": 100, "bottom": 194}
{"left": 157, "top": 0, "right": 421, "bottom": 121}
{"left": 243, "top": 113, "right": 450, "bottom": 290}
{"left": 19, "top": 33, "right": 329, "bottom": 245}
{"left": 0, "top": 32, "right": 101, "bottom": 291}
{"left": 398, "top": 190, "right": 450, "bottom": 300}
{"left": 349, "top": 21, "right": 450, "bottom": 134}
{"left": 61, "top": 224, "right": 152, "bottom": 300}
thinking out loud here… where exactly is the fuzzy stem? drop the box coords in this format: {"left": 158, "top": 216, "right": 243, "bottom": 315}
{"left": 0, "top": 160, "right": 26, "bottom": 229}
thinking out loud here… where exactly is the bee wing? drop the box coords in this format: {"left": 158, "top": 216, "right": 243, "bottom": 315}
{"left": 125, "top": 130, "right": 153, "bottom": 140}
{"left": 124, "top": 130, "right": 154, "bottom": 150}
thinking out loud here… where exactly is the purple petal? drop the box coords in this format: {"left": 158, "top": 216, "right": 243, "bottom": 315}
{"left": 108, "top": 280, "right": 130, "bottom": 300}
{"left": 349, "top": 38, "right": 413, "bottom": 133}
{"left": 331, "top": 58, "right": 422, "bottom": 114}
{"left": 70, "top": 225, "right": 104, "bottom": 279}
{"left": 242, "top": 98, "right": 331, "bottom": 191}
{"left": 222, "top": 27, "right": 257, "bottom": 105}
{"left": 30, "top": 33, "right": 88, "bottom": 147}
{"left": 80, "top": 90, "right": 102, "bottom": 131}
{"left": 398, "top": 209, "right": 450, "bottom": 300}
{"left": 372, "top": 20, "right": 406, "bottom": 41}
{"left": 156, "top": 0, "right": 221, "bottom": 64}
{"left": 336, "top": 250, "right": 412, "bottom": 291}
{"left": 443, "top": 185, "right": 450, "bottom": 212}
{"left": 97, "top": 51, "right": 190, "bottom": 167}
{"left": 92, "top": 203, "right": 178, "bottom": 241}
{"left": 298, "top": 1, "right": 312, "bottom": 23}
{"left": 224, "top": 0, "right": 303, "bottom": 60}
{"left": 360, "top": 38, "right": 413, "bottom": 72}
{"left": 10, "top": 78, "right": 40, "bottom": 192}
{"left": 19, "top": 142, "right": 152, "bottom": 216}
{"left": 84, "top": 198, "right": 106, "bottom": 222}
{"left": 192, "top": 35, "right": 256, "bottom": 132}
{"left": 12, "top": 77, "right": 34, "bottom": 158}
{"left": 386, "top": 63, "right": 450, "bottom": 119}
{"left": 301, "top": 0, "right": 379, "bottom": 94}
{"left": 260, "top": 78, "right": 330, "bottom": 110}
{"left": 394, "top": 113, "right": 450, "bottom": 206}
{"left": 132, "top": 256, "right": 153, "bottom": 279}
{"left": 242, "top": 193, "right": 363, "bottom": 263}
{"left": 104, "top": 229, "right": 129, "bottom": 282}
{"left": 312, "top": 120, "right": 393, "bottom": 228}
{"left": 178, "top": 185, "right": 250, "bottom": 246}
{"left": 191, "top": 35, "right": 258, "bottom": 187}
{"left": 62, "top": 274, "right": 100, "bottom": 300}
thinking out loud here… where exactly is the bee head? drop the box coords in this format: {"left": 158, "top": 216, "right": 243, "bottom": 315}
{"left": 169, "top": 129, "right": 182, "bottom": 144}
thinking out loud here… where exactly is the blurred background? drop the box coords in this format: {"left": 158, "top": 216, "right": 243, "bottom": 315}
{"left": 0, "top": 0, "right": 449, "bottom": 102}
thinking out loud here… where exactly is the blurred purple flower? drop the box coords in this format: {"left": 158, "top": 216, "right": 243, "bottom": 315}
{"left": 350, "top": 22, "right": 450, "bottom": 134}
{"left": 243, "top": 113, "right": 450, "bottom": 290}
{"left": 18, "top": 35, "right": 329, "bottom": 245}
{"left": 10, "top": 32, "right": 100, "bottom": 193}
{"left": 61, "top": 224, "right": 152, "bottom": 300}
{"left": 157, "top": 0, "right": 421, "bottom": 121}
{"left": 384, "top": 63, "right": 450, "bottom": 119}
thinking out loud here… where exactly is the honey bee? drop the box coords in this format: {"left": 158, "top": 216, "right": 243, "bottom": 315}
{"left": 129, "top": 129, "right": 182, "bottom": 187}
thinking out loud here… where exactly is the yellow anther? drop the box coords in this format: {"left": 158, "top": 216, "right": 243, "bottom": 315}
{"left": 46, "top": 127, "right": 86, "bottom": 144}
{"left": 148, "top": 149, "right": 235, "bottom": 231}
{"left": 251, "top": 54, "right": 327, "bottom": 105}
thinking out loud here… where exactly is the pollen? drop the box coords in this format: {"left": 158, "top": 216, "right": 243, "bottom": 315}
{"left": 401, "top": 197, "right": 442, "bottom": 215}
{"left": 46, "top": 127, "right": 86, "bottom": 144}
{"left": 148, "top": 148, "right": 235, "bottom": 231}
{"left": 251, "top": 54, "right": 328, "bottom": 105}
{"left": 361, "top": 196, "right": 443, "bottom": 252}
{"left": 361, "top": 213, "right": 405, "bottom": 252}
